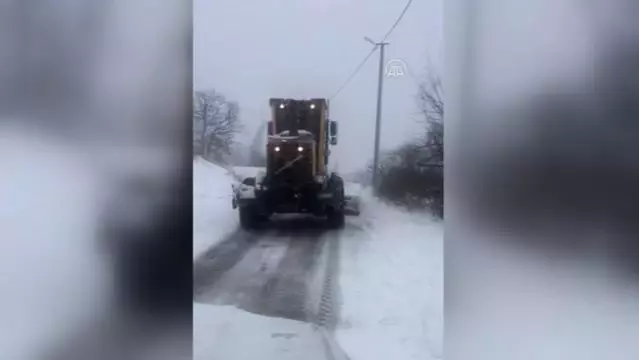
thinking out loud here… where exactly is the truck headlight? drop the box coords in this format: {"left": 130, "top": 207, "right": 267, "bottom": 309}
{"left": 310, "top": 103, "right": 316, "bottom": 109}
{"left": 274, "top": 146, "right": 281, "bottom": 152}
{"left": 297, "top": 146, "right": 303, "bottom": 152}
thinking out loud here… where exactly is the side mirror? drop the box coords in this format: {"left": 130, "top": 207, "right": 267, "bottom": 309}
{"left": 330, "top": 136, "right": 338, "bottom": 145}
{"left": 267, "top": 121, "right": 274, "bottom": 135}
{"left": 329, "top": 120, "right": 338, "bottom": 137}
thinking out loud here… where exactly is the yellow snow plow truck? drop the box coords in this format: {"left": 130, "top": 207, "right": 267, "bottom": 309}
{"left": 232, "top": 98, "right": 358, "bottom": 229}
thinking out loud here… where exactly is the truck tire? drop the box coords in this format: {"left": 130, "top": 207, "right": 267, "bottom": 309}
{"left": 326, "top": 174, "right": 345, "bottom": 229}
{"left": 239, "top": 206, "right": 258, "bottom": 230}
{"left": 327, "top": 207, "right": 345, "bottom": 229}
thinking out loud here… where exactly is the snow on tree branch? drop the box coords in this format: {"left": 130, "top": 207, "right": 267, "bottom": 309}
{"left": 193, "top": 89, "right": 241, "bottom": 164}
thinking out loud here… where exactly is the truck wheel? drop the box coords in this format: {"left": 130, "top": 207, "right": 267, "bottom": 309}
{"left": 239, "top": 206, "right": 258, "bottom": 230}
{"left": 327, "top": 207, "right": 345, "bottom": 229}
{"left": 326, "top": 174, "right": 345, "bottom": 229}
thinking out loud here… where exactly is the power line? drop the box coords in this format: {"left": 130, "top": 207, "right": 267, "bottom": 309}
{"left": 329, "top": 0, "right": 414, "bottom": 100}
{"left": 381, "top": 0, "right": 413, "bottom": 42}
{"left": 329, "top": 46, "right": 377, "bottom": 100}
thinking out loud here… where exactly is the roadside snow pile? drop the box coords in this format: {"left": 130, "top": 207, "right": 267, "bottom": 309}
{"left": 194, "top": 303, "right": 331, "bottom": 360}
{"left": 193, "top": 157, "right": 238, "bottom": 259}
{"left": 337, "top": 192, "right": 443, "bottom": 360}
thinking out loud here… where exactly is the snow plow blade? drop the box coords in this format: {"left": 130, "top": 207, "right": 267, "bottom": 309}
{"left": 343, "top": 195, "right": 360, "bottom": 216}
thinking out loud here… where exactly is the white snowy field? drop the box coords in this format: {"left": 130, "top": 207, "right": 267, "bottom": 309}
{"left": 336, "top": 191, "right": 443, "bottom": 360}
{"left": 193, "top": 157, "right": 240, "bottom": 259}
{"left": 194, "top": 303, "right": 342, "bottom": 360}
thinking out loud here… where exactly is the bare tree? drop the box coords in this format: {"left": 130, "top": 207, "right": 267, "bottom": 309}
{"left": 193, "top": 89, "right": 241, "bottom": 164}
{"left": 416, "top": 69, "right": 443, "bottom": 167}
{"left": 372, "top": 67, "right": 444, "bottom": 217}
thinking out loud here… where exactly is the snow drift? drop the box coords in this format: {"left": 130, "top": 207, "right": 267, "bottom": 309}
{"left": 193, "top": 156, "right": 240, "bottom": 259}
{"left": 336, "top": 191, "right": 443, "bottom": 360}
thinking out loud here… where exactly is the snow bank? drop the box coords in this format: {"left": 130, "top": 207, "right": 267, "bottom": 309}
{"left": 194, "top": 303, "right": 331, "bottom": 360}
{"left": 193, "top": 157, "right": 239, "bottom": 259}
{"left": 337, "top": 194, "right": 443, "bottom": 360}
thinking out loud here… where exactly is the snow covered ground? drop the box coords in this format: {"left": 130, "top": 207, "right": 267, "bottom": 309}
{"left": 336, "top": 191, "right": 443, "bottom": 360}
{"left": 193, "top": 159, "right": 443, "bottom": 360}
{"left": 193, "top": 157, "right": 240, "bottom": 259}
{"left": 194, "top": 303, "right": 344, "bottom": 360}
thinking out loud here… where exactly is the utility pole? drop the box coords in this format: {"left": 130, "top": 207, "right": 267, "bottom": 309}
{"left": 365, "top": 37, "right": 389, "bottom": 192}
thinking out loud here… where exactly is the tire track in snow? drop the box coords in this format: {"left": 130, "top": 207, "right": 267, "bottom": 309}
{"left": 193, "top": 229, "right": 258, "bottom": 297}
{"left": 193, "top": 217, "right": 331, "bottom": 323}
{"left": 315, "top": 231, "right": 340, "bottom": 330}
{"left": 193, "top": 218, "right": 363, "bottom": 360}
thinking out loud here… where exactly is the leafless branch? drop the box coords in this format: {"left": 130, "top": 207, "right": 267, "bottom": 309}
{"left": 193, "top": 90, "right": 241, "bottom": 162}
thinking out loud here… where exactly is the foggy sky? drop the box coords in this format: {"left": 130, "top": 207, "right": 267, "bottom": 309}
{"left": 194, "top": 0, "right": 442, "bottom": 172}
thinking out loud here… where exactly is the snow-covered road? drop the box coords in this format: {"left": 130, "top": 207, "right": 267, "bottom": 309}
{"left": 194, "top": 218, "right": 340, "bottom": 325}
{"left": 194, "top": 217, "right": 348, "bottom": 360}
{"left": 193, "top": 158, "right": 443, "bottom": 360}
